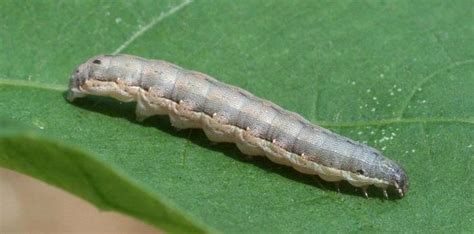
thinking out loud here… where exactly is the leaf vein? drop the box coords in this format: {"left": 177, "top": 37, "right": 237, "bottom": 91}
{"left": 0, "top": 78, "right": 66, "bottom": 91}
{"left": 1, "top": 79, "right": 472, "bottom": 127}
{"left": 395, "top": 59, "right": 474, "bottom": 119}
{"left": 112, "top": 0, "right": 194, "bottom": 55}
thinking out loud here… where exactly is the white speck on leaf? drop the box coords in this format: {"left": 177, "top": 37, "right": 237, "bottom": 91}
{"left": 379, "top": 136, "right": 390, "bottom": 143}
{"left": 115, "top": 17, "right": 122, "bottom": 23}
{"left": 32, "top": 119, "right": 45, "bottom": 130}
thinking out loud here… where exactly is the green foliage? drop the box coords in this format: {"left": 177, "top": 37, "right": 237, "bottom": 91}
{"left": 0, "top": 0, "right": 472, "bottom": 232}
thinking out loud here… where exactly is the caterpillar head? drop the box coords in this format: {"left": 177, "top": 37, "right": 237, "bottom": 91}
{"left": 67, "top": 54, "right": 142, "bottom": 102}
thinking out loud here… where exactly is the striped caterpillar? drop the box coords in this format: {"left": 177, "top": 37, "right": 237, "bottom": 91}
{"left": 67, "top": 54, "right": 408, "bottom": 198}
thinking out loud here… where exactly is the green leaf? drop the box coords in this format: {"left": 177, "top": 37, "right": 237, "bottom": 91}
{"left": 1, "top": 0, "right": 472, "bottom": 232}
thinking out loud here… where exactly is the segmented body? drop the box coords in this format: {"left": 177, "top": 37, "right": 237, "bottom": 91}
{"left": 68, "top": 54, "right": 408, "bottom": 198}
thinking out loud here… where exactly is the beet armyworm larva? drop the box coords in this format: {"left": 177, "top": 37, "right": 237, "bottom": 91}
{"left": 68, "top": 54, "right": 408, "bottom": 198}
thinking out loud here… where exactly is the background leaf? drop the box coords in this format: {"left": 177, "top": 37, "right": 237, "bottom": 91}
{"left": 1, "top": 0, "right": 472, "bottom": 232}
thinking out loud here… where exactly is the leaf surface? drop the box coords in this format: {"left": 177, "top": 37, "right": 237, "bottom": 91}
{"left": 1, "top": 0, "right": 472, "bottom": 232}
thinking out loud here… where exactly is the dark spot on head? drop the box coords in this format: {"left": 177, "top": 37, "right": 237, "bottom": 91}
{"left": 75, "top": 69, "right": 79, "bottom": 73}
{"left": 92, "top": 59, "right": 101, "bottom": 64}
{"left": 356, "top": 169, "right": 365, "bottom": 175}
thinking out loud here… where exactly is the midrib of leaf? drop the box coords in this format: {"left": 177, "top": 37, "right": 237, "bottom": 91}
{"left": 0, "top": 78, "right": 65, "bottom": 91}
{"left": 0, "top": 78, "right": 472, "bottom": 128}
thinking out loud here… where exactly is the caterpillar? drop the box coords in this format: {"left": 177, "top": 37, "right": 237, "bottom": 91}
{"left": 67, "top": 54, "right": 408, "bottom": 199}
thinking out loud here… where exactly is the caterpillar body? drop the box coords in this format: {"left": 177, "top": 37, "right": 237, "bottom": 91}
{"left": 68, "top": 54, "right": 408, "bottom": 198}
